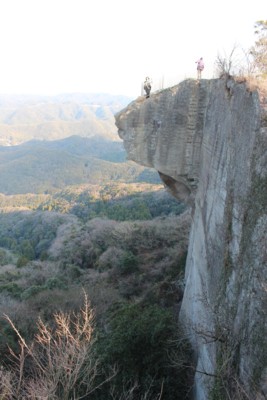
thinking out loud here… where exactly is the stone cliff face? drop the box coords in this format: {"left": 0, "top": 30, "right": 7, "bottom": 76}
{"left": 115, "top": 78, "right": 267, "bottom": 400}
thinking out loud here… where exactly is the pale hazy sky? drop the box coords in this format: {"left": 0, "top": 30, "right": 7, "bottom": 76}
{"left": 0, "top": 0, "right": 265, "bottom": 97}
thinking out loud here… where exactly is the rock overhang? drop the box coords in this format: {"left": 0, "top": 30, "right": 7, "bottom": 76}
{"left": 115, "top": 79, "right": 211, "bottom": 202}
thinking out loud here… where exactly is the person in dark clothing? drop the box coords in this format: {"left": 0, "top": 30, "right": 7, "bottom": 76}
{"left": 144, "top": 76, "right": 152, "bottom": 98}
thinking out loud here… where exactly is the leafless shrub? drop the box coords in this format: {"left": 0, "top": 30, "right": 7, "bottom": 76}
{"left": 1, "top": 293, "right": 115, "bottom": 399}
{"left": 214, "top": 44, "right": 267, "bottom": 100}
{"left": 215, "top": 45, "right": 255, "bottom": 79}
{"left": 0, "top": 366, "right": 15, "bottom": 399}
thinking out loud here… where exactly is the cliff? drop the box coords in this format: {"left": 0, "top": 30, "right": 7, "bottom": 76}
{"left": 115, "top": 78, "right": 267, "bottom": 400}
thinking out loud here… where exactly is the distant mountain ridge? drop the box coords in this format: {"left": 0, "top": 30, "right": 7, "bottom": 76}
{"left": 0, "top": 93, "right": 160, "bottom": 196}
{"left": 0, "top": 93, "right": 133, "bottom": 145}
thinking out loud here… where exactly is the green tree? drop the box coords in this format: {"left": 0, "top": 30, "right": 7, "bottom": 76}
{"left": 96, "top": 303, "right": 192, "bottom": 399}
{"left": 250, "top": 20, "right": 267, "bottom": 75}
{"left": 16, "top": 256, "right": 29, "bottom": 268}
{"left": 20, "top": 240, "right": 35, "bottom": 260}
{"left": 0, "top": 249, "right": 12, "bottom": 265}
{"left": 118, "top": 251, "right": 139, "bottom": 275}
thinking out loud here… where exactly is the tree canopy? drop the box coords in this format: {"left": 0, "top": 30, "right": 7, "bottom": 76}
{"left": 250, "top": 20, "right": 267, "bottom": 76}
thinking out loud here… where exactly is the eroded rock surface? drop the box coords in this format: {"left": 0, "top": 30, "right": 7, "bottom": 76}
{"left": 115, "top": 78, "right": 267, "bottom": 399}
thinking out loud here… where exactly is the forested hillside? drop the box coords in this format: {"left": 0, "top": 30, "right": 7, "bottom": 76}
{"left": 0, "top": 172, "right": 192, "bottom": 399}
{"left": 0, "top": 187, "right": 192, "bottom": 399}
{"left": 0, "top": 136, "right": 160, "bottom": 194}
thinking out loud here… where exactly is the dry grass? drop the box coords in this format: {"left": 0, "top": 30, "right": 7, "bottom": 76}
{"left": 243, "top": 75, "right": 267, "bottom": 97}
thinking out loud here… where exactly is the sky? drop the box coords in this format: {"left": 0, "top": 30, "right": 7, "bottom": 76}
{"left": 0, "top": 0, "right": 265, "bottom": 98}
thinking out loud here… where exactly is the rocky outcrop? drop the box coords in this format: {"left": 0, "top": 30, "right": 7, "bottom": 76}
{"left": 115, "top": 78, "right": 267, "bottom": 399}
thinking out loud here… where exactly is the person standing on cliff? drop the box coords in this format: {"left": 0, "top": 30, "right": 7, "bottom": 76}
{"left": 195, "top": 57, "right": 204, "bottom": 79}
{"left": 144, "top": 77, "right": 152, "bottom": 98}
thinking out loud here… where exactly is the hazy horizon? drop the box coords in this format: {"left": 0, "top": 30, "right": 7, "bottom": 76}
{"left": 0, "top": 0, "right": 265, "bottom": 97}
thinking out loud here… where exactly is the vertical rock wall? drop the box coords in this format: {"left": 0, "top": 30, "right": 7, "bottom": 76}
{"left": 115, "top": 78, "right": 267, "bottom": 399}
